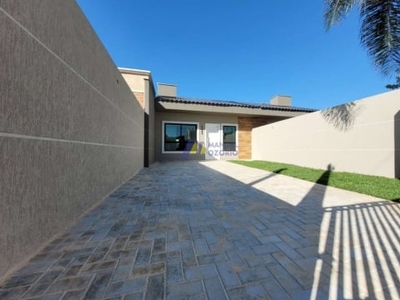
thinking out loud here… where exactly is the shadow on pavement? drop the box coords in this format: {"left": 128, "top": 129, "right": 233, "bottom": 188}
{"left": 202, "top": 161, "right": 400, "bottom": 299}
{"left": 0, "top": 161, "right": 399, "bottom": 299}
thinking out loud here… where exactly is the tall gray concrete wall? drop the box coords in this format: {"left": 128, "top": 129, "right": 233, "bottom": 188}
{"left": 252, "top": 90, "right": 400, "bottom": 178}
{"left": 0, "top": 0, "right": 144, "bottom": 277}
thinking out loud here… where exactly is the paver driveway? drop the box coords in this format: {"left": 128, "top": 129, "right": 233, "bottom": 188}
{"left": 1, "top": 161, "right": 399, "bottom": 300}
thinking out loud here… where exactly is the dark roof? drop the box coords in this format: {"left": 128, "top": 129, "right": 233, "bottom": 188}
{"left": 156, "top": 96, "right": 316, "bottom": 113}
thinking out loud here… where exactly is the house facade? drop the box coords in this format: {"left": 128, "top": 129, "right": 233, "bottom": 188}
{"left": 120, "top": 68, "right": 315, "bottom": 164}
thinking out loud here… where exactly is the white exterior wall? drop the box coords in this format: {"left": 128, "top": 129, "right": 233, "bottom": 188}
{"left": 252, "top": 90, "right": 400, "bottom": 178}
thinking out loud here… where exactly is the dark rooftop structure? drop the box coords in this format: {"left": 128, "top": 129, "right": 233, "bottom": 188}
{"left": 156, "top": 95, "right": 317, "bottom": 113}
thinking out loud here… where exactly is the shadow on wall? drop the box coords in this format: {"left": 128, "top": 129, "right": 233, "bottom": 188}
{"left": 321, "top": 102, "right": 362, "bottom": 131}
{"left": 395, "top": 110, "right": 400, "bottom": 179}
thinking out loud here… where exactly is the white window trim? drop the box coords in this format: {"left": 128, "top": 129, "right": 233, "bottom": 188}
{"left": 221, "top": 123, "right": 239, "bottom": 153}
{"left": 162, "top": 121, "right": 200, "bottom": 154}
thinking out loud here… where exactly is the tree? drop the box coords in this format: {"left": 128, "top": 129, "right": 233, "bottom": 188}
{"left": 325, "top": 0, "right": 400, "bottom": 76}
{"left": 386, "top": 75, "right": 400, "bottom": 88}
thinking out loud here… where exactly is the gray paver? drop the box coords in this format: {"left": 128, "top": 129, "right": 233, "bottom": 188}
{"left": 85, "top": 271, "right": 113, "bottom": 299}
{"left": 184, "top": 264, "right": 217, "bottom": 280}
{"left": 166, "top": 259, "right": 183, "bottom": 284}
{"left": 105, "top": 278, "right": 146, "bottom": 298}
{"left": 166, "top": 280, "right": 203, "bottom": 299}
{"left": 1, "top": 161, "right": 399, "bottom": 299}
{"left": 0, "top": 286, "right": 30, "bottom": 300}
{"left": 203, "top": 276, "right": 227, "bottom": 299}
{"left": 216, "top": 262, "right": 240, "bottom": 288}
{"left": 145, "top": 274, "right": 164, "bottom": 300}
{"left": 61, "top": 289, "right": 86, "bottom": 300}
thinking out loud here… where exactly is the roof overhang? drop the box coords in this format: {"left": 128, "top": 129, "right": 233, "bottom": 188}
{"left": 156, "top": 96, "right": 316, "bottom": 117}
{"left": 156, "top": 100, "right": 312, "bottom": 117}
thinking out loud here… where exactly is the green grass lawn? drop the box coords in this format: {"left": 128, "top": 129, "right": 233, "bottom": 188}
{"left": 230, "top": 160, "right": 400, "bottom": 201}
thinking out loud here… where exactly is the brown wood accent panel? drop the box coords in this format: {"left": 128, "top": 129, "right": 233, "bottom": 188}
{"left": 238, "top": 117, "right": 274, "bottom": 159}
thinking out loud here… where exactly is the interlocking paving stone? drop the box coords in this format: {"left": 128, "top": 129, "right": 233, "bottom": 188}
{"left": 166, "top": 280, "right": 203, "bottom": 300}
{"left": 46, "top": 275, "right": 92, "bottom": 294}
{"left": 237, "top": 265, "right": 273, "bottom": 284}
{"left": 25, "top": 293, "right": 63, "bottom": 300}
{"left": 166, "top": 250, "right": 180, "bottom": 261}
{"left": 82, "top": 261, "right": 117, "bottom": 273}
{"left": 153, "top": 238, "right": 166, "bottom": 253}
{"left": 131, "top": 262, "right": 165, "bottom": 279}
{"left": 105, "top": 278, "right": 146, "bottom": 298}
{"left": 34, "top": 270, "right": 63, "bottom": 288}
{"left": 61, "top": 289, "right": 86, "bottom": 300}
{"left": 216, "top": 262, "right": 240, "bottom": 288}
{"left": 225, "top": 249, "right": 247, "bottom": 268}
{"left": 150, "top": 252, "right": 166, "bottom": 263}
{"left": 184, "top": 264, "right": 217, "bottom": 280}
{"left": 166, "top": 259, "right": 183, "bottom": 284}
{"left": 0, "top": 286, "right": 30, "bottom": 300}
{"left": 21, "top": 283, "right": 49, "bottom": 299}
{"left": 267, "top": 264, "right": 302, "bottom": 293}
{"left": 193, "top": 239, "right": 210, "bottom": 256}
{"left": 85, "top": 271, "right": 113, "bottom": 299}
{"left": 197, "top": 253, "right": 227, "bottom": 265}
{"left": 134, "top": 247, "right": 151, "bottom": 266}
{"left": 252, "top": 243, "right": 279, "bottom": 255}
{"left": 1, "top": 161, "right": 399, "bottom": 299}
{"left": 167, "top": 240, "right": 191, "bottom": 252}
{"left": 0, "top": 273, "right": 42, "bottom": 289}
{"left": 145, "top": 274, "right": 164, "bottom": 299}
{"left": 124, "top": 291, "right": 143, "bottom": 300}
{"left": 246, "top": 283, "right": 269, "bottom": 299}
{"left": 261, "top": 276, "right": 289, "bottom": 298}
{"left": 167, "top": 230, "right": 179, "bottom": 243}
{"left": 63, "top": 264, "right": 82, "bottom": 277}
{"left": 203, "top": 276, "right": 227, "bottom": 299}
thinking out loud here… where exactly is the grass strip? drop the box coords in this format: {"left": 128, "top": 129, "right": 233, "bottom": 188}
{"left": 230, "top": 160, "right": 400, "bottom": 201}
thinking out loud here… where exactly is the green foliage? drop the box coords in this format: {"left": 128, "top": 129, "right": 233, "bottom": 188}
{"left": 325, "top": 0, "right": 400, "bottom": 76}
{"left": 386, "top": 75, "right": 400, "bottom": 89}
{"left": 230, "top": 160, "right": 400, "bottom": 201}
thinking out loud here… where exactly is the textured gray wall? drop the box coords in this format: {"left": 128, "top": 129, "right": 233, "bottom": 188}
{"left": 0, "top": 0, "right": 144, "bottom": 277}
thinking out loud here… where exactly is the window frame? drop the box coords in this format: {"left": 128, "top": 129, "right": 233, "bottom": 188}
{"left": 221, "top": 123, "right": 238, "bottom": 153}
{"left": 162, "top": 121, "right": 200, "bottom": 154}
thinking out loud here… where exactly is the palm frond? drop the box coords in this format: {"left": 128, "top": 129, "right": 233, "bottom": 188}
{"left": 324, "top": 0, "right": 359, "bottom": 29}
{"left": 360, "top": 0, "right": 400, "bottom": 75}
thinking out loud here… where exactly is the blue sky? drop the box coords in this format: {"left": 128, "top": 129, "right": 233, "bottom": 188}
{"left": 76, "top": 0, "right": 392, "bottom": 109}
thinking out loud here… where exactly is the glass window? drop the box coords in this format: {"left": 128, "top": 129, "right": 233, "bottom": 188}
{"left": 223, "top": 125, "right": 236, "bottom": 151}
{"left": 164, "top": 123, "right": 197, "bottom": 152}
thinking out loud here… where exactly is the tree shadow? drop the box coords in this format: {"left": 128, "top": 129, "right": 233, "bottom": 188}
{"left": 321, "top": 102, "right": 362, "bottom": 131}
